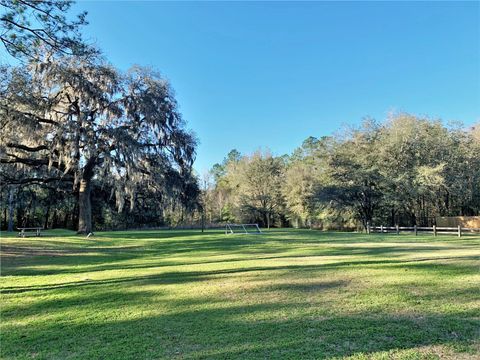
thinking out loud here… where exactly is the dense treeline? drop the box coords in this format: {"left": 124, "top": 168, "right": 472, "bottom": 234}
{"left": 204, "top": 115, "right": 480, "bottom": 229}
{"left": 1, "top": 2, "right": 478, "bottom": 233}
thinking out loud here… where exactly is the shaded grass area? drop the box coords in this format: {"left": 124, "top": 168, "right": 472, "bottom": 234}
{"left": 1, "top": 229, "right": 479, "bottom": 359}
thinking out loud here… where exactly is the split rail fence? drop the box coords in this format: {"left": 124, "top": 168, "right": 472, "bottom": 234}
{"left": 367, "top": 224, "right": 480, "bottom": 237}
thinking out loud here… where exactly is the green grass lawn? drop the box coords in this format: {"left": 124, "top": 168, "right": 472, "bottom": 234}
{"left": 1, "top": 229, "right": 479, "bottom": 359}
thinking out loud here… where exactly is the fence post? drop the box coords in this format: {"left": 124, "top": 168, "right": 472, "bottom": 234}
{"left": 458, "top": 225, "right": 462, "bottom": 238}
{"left": 414, "top": 225, "right": 417, "bottom": 236}
{"left": 380, "top": 225, "right": 384, "bottom": 233}
{"left": 433, "top": 225, "right": 437, "bottom": 237}
{"left": 396, "top": 224, "right": 399, "bottom": 235}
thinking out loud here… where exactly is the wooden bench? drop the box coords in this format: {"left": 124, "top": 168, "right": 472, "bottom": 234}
{"left": 17, "top": 227, "right": 43, "bottom": 238}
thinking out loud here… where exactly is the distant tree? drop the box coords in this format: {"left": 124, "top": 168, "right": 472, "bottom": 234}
{"left": 230, "top": 151, "right": 285, "bottom": 228}
{"left": 210, "top": 149, "right": 241, "bottom": 181}
{"left": 205, "top": 149, "right": 242, "bottom": 222}
{"left": 282, "top": 137, "right": 325, "bottom": 227}
{"left": 283, "top": 162, "right": 318, "bottom": 227}
{"left": 1, "top": 56, "right": 196, "bottom": 233}
{"left": 289, "top": 136, "right": 320, "bottom": 162}
{"left": 376, "top": 115, "right": 454, "bottom": 224}
{"left": 317, "top": 120, "right": 384, "bottom": 229}
{"left": 447, "top": 124, "right": 480, "bottom": 216}
{"left": 209, "top": 115, "right": 479, "bottom": 230}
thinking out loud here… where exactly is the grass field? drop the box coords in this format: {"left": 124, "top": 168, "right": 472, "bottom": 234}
{"left": 1, "top": 229, "right": 479, "bottom": 359}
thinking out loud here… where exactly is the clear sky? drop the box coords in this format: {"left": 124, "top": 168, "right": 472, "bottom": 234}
{"left": 73, "top": 1, "right": 479, "bottom": 173}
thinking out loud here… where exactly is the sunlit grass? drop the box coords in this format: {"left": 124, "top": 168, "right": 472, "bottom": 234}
{"left": 1, "top": 229, "right": 479, "bottom": 359}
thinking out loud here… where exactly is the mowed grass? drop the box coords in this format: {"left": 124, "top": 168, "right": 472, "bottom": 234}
{"left": 1, "top": 229, "right": 479, "bottom": 360}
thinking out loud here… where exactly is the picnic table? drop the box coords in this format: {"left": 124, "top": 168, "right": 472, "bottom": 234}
{"left": 17, "top": 227, "right": 43, "bottom": 238}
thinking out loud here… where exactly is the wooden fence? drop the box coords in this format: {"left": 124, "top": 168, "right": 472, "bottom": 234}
{"left": 367, "top": 224, "right": 480, "bottom": 237}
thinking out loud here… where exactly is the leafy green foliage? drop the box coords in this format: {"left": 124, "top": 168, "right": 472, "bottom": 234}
{"left": 205, "top": 150, "right": 286, "bottom": 227}
{"left": 207, "top": 115, "right": 480, "bottom": 229}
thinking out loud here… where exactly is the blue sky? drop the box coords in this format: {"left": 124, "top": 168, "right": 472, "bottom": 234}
{"left": 74, "top": 1, "right": 479, "bottom": 172}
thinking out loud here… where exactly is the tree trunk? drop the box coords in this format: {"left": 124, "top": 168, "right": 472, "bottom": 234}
{"left": 7, "top": 187, "right": 14, "bottom": 232}
{"left": 361, "top": 217, "right": 368, "bottom": 231}
{"left": 16, "top": 206, "right": 23, "bottom": 229}
{"left": 52, "top": 209, "right": 58, "bottom": 229}
{"left": 44, "top": 205, "right": 51, "bottom": 230}
{"left": 63, "top": 212, "right": 69, "bottom": 228}
{"left": 78, "top": 178, "right": 92, "bottom": 234}
{"left": 71, "top": 201, "right": 78, "bottom": 229}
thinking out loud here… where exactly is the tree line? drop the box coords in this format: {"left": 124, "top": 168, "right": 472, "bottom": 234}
{"left": 1, "top": 2, "right": 478, "bottom": 233}
{"left": 203, "top": 115, "right": 480, "bottom": 230}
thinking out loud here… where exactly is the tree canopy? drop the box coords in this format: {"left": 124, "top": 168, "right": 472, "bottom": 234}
{"left": 1, "top": 1, "right": 200, "bottom": 233}
{"left": 204, "top": 114, "right": 480, "bottom": 229}
{"left": 1, "top": 55, "right": 197, "bottom": 233}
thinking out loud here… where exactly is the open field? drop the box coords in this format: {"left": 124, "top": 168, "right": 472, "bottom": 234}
{"left": 1, "top": 229, "right": 479, "bottom": 359}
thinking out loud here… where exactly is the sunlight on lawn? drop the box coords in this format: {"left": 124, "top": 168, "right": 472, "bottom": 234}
{"left": 1, "top": 229, "right": 479, "bottom": 359}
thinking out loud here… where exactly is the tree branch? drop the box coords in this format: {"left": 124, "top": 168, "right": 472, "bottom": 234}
{"left": 6, "top": 143, "right": 49, "bottom": 152}
{"left": 1, "top": 176, "right": 73, "bottom": 186}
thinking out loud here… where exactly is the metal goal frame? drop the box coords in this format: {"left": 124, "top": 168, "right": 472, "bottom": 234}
{"left": 225, "top": 223, "right": 263, "bottom": 235}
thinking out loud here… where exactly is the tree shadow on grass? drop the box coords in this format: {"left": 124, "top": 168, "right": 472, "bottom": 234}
{"left": 2, "top": 230, "right": 479, "bottom": 358}
{"left": 2, "top": 289, "right": 479, "bottom": 359}
{"left": 1, "top": 232, "right": 282, "bottom": 276}
{"left": 2, "top": 255, "right": 479, "bottom": 294}
{"left": 3, "top": 228, "right": 478, "bottom": 277}
{"left": 2, "top": 238, "right": 479, "bottom": 359}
